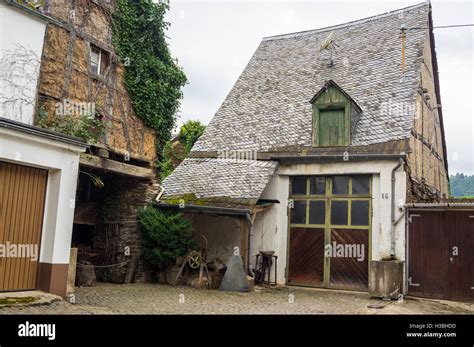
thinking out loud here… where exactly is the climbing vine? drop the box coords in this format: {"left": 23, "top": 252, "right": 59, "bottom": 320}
{"left": 112, "top": 0, "right": 187, "bottom": 155}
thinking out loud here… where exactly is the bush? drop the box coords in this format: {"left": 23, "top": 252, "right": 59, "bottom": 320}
{"left": 178, "top": 120, "right": 206, "bottom": 152}
{"left": 138, "top": 207, "right": 192, "bottom": 270}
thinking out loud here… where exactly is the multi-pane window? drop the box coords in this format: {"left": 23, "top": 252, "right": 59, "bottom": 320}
{"left": 289, "top": 175, "right": 371, "bottom": 227}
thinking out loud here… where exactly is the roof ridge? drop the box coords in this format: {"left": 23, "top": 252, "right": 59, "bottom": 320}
{"left": 262, "top": 1, "right": 428, "bottom": 42}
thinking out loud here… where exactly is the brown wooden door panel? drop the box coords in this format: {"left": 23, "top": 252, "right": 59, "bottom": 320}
{"left": 0, "top": 161, "right": 47, "bottom": 291}
{"left": 447, "top": 211, "right": 474, "bottom": 301}
{"left": 408, "top": 210, "right": 474, "bottom": 301}
{"left": 287, "top": 227, "right": 325, "bottom": 286}
{"left": 329, "top": 229, "right": 368, "bottom": 290}
{"left": 408, "top": 211, "right": 449, "bottom": 299}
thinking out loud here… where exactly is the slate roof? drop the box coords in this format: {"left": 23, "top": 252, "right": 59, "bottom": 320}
{"left": 160, "top": 158, "right": 278, "bottom": 206}
{"left": 192, "top": 2, "right": 429, "bottom": 153}
{"left": 160, "top": 3, "right": 431, "bottom": 205}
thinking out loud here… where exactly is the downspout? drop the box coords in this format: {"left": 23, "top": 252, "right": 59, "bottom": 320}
{"left": 390, "top": 158, "right": 404, "bottom": 258}
{"left": 245, "top": 212, "right": 254, "bottom": 275}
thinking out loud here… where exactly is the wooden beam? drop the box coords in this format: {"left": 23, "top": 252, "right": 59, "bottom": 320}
{"left": 80, "top": 153, "right": 155, "bottom": 178}
{"left": 241, "top": 218, "right": 249, "bottom": 272}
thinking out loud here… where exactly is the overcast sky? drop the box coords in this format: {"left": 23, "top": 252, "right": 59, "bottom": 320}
{"left": 164, "top": 0, "right": 473, "bottom": 175}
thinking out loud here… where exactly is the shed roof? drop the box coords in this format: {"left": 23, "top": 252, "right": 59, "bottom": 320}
{"left": 160, "top": 158, "right": 278, "bottom": 207}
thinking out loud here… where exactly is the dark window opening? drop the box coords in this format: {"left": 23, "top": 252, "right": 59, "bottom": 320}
{"left": 331, "top": 200, "right": 348, "bottom": 225}
{"left": 309, "top": 200, "right": 325, "bottom": 225}
{"left": 352, "top": 175, "right": 370, "bottom": 195}
{"left": 291, "top": 176, "right": 307, "bottom": 195}
{"left": 351, "top": 200, "right": 369, "bottom": 226}
{"left": 332, "top": 176, "right": 349, "bottom": 195}
{"left": 291, "top": 201, "right": 306, "bottom": 224}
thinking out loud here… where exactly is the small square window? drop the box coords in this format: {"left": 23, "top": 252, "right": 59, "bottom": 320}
{"left": 331, "top": 200, "right": 348, "bottom": 225}
{"left": 290, "top": 201, "right": 306, "bottom": 224}
{"left": 310, "top": 177, "right": 326, "bottom": 195}
{"left": 291, "top": 176, "right": 307, "bottom": 195}
{"left": 352, "top": 175, "right": 370, "bottom": 195}
{"left": 332, "top": 176, "right": 349, "bottom": 195}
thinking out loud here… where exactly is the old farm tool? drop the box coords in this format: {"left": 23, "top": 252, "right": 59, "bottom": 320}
{"left": 174, "top": 235, "right": 212, "bottom": 289}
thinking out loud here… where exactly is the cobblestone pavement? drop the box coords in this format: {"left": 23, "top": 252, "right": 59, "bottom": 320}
{"left": 0, "top": 283, "right": 473, "bottom": 315}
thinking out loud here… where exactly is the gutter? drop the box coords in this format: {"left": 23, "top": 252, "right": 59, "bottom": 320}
{"left": 4, "top": 0, "right": 64, "bottom": 27}
{"left": 390, "top": 158, "right": 404, "bottom": 258}
{"left": 405, "top": 203, "right": 474, "bottom": 209}
{"left": 269, "top": 153, "right": 407, "bottom": 163}
{"left": 0, "top": 117, "right": 88, "bottom": 148}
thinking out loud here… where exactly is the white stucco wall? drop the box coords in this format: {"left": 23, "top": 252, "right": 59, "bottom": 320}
{"left": 0, "top": 127, "right": 85, "bottom": 264}
{"left": 0, "top": 3, "right": 47, "bottom": 124}
{"left": 250, "top": 160, "right": 406, "bottom": 284}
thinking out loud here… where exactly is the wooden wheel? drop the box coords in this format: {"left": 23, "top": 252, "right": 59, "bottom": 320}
{"left": 187, "top": 251, "right": 202, "bottom": 269}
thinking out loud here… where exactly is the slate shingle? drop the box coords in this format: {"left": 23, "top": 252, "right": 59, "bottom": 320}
{"left": 161, "top": 158, "right": 278, "bottom": 202}
{"left": 192, "top": 2, "right": 428, "bottom": 153}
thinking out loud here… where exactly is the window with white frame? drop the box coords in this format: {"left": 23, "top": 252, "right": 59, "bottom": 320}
{"left": 90, "top": 45, "right": 109, "bottom": 75}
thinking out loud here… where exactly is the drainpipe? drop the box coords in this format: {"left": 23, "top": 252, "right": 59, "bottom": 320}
{"left": 390, "top": 158, "right": 404, "bottom": 258}
{"left": 245, "top": 212, "right": 254, "bottom": 275}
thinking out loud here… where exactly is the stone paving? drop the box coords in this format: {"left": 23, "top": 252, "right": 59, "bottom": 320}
{"left": 0, "top": 283, "right": 473, "bottom": 315}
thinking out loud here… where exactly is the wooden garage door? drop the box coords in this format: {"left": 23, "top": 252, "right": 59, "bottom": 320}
{"left": 408, "top": 210, "right": 474, "bottom": 301}
{"left": 0, "top": 161, "right": 48, "bottom": 291}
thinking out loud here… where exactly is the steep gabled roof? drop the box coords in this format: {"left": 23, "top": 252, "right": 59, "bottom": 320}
{"left": 193, "top": 2, "right": 430, "bottom": 153}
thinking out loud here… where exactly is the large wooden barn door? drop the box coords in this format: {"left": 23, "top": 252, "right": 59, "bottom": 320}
{"left": 408, "top": 210, "right": 474, "bottom": 301}
{"left": 287, "top": 175, "right": 371, "bottom": 291}
{"left": 0, "top": 161, "right": 48, "bottom": 291}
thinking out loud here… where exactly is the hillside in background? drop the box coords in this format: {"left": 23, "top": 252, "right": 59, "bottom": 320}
{"left": 450, "top": 173, "right": 474, "bottom": 197}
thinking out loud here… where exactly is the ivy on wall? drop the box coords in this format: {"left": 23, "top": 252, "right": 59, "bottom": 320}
{"left": 112, "top": 0, "right": 187, "bottom": 155}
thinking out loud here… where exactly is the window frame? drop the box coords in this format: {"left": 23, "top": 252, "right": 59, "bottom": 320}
{"left": 89, "top": 44, "right": 109, "bottom": 76}
{"left": 288, "top": 175, "right": 372, "bottom": 229}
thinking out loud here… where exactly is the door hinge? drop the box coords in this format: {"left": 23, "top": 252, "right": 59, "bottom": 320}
{"left": 408, "top": 214, "right": 420, "bottom": 223}
{"left": 408, "top": 276, "right": 420, "bottom": 287}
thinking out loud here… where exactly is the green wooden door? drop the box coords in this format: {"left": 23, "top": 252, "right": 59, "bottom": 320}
{"left": 319, "top": 108, "right": 345, "bottom": 146}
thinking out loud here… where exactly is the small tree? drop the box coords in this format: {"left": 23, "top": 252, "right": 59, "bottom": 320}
{"left": 178, "top": 120, "right": 206, "bottom": 152}
{"left": 138, "top": 207, "right": 192, "bottom": 272}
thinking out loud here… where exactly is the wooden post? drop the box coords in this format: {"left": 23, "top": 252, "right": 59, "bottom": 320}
{"left": 240, "top": 218, "right": 249, "bottom": 273}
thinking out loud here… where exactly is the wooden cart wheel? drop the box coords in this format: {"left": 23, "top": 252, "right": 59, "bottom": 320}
{"left": 188, "top": 251, "right": 202, "bottom": 269}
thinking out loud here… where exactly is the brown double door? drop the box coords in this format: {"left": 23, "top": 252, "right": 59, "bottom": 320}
{"left": 0, "top": 161, "right": 48, "bottom": 291}
{"left": 408, "top": 210, "right": 474, "bottom": 301}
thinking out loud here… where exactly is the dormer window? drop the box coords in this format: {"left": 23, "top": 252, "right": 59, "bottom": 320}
{"left": 310, "top": 80, "right": 361, "bottom": 147}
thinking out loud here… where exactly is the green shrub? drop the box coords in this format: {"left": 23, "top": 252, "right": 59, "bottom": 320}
{"left": 138, "top": 207, "right": 192, "bottom": 270}
{"left": 178, "top": 120, "right": 206, "bottom": 152}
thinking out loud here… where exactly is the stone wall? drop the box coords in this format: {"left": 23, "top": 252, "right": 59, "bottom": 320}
{"left": 406, "top": 29, "right": 449, "bottom": 201}
{"left": 92, "top": 175, "right": 160, "bottom": 283}
{"left": 37, "top": 0, "right": 156, "bottom": 162}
